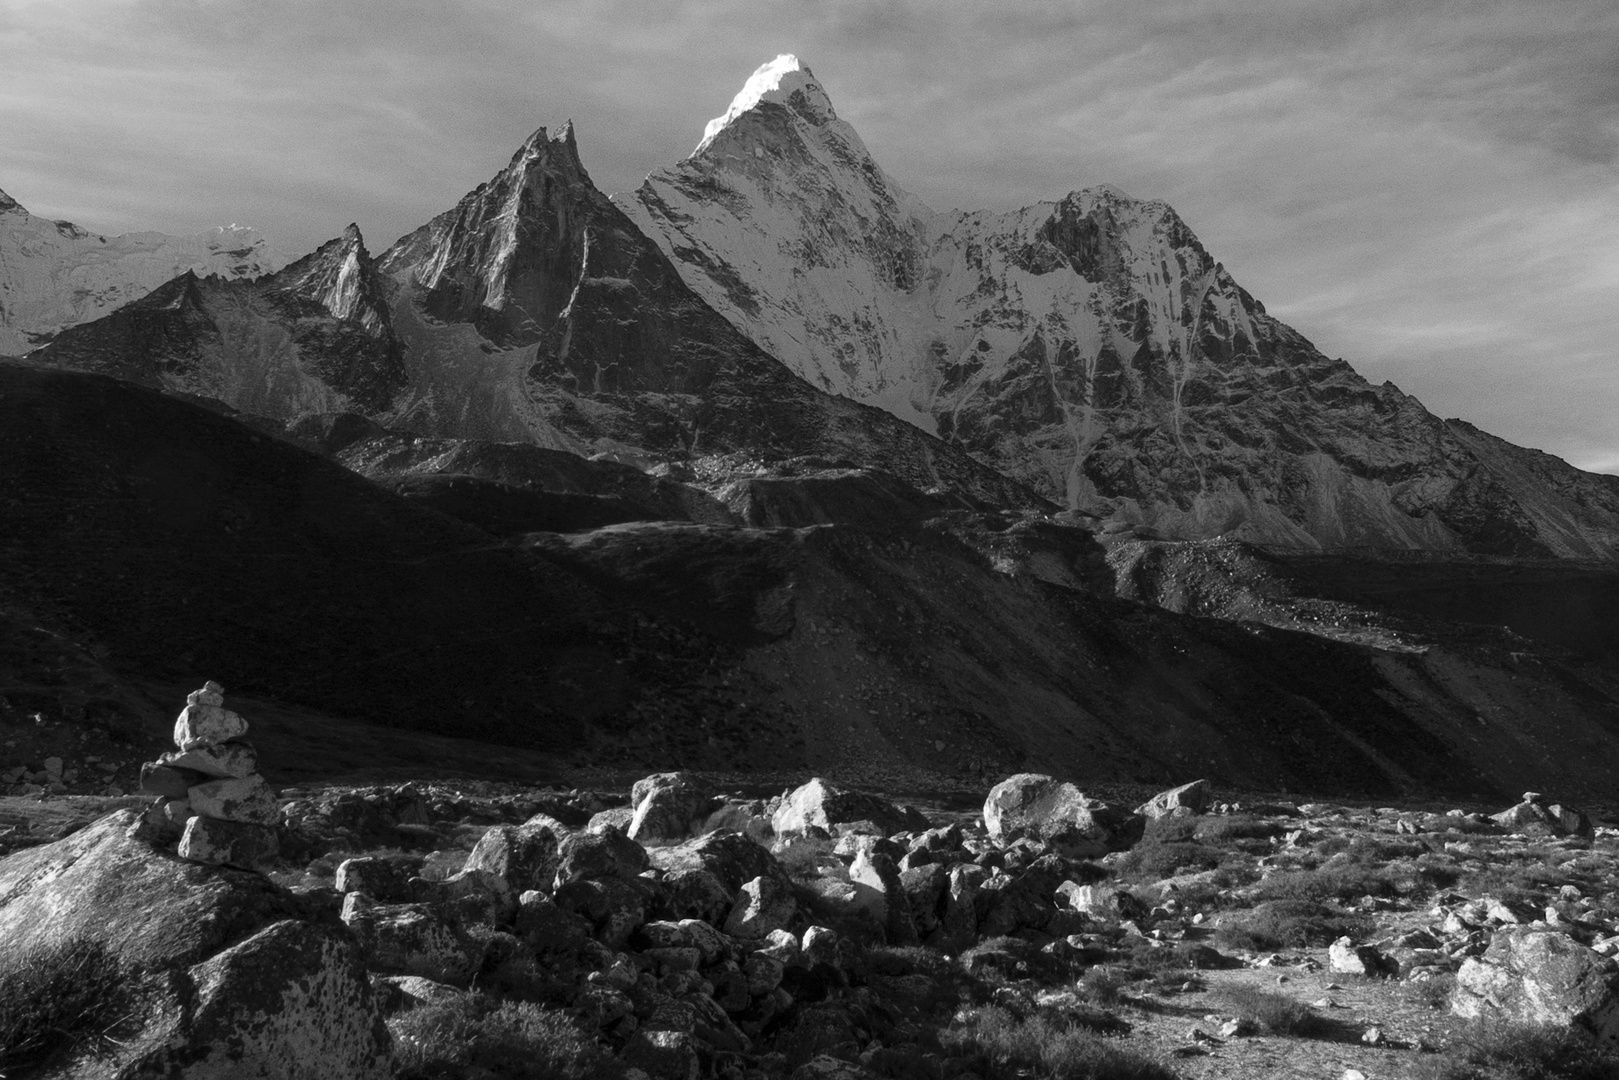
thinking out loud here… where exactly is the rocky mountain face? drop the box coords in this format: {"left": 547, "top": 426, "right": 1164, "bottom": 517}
{"left": 620, "top": 56, "right": 1619, "bottom": 559}
{"left": 35, "top": 225, "right": 406, "bottom": 415}
{"left": 0, "top": 186, "right": 281, "bottom": 356}
{"left": 33, "top": 127, "right": 1043, "bottom": 514}
{"left": 7, "top": 361, "right": 1619, "bottom": 801}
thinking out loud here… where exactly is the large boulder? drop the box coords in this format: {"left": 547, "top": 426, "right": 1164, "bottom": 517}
{"left": 848, "top": 849, "right": 918, "bottom": 945}
{"left": 899, "top": 863, "right": 950, "bottom": 937}
{"left": 128, "top": 919, "right": 391, "bottom": 1078}
{"left": 979, "top": 854, "right": 1068, "bottom": 937}
{"left": 628, "top": 772, "right": 717, "bottom": 843}
{"left": 463, "top": 819, "right": 563, "bottom": 893}
{"left": 648, "top": 830, "right": 788, "bottom": 893}
{"left": 553, "top": 875, "right": 651, "bottom": 948}
{"left": 722, "top": 874, "right": 797, "bottom": 940}
{"left": 772, "top": 778, "right": 927, "bottom": 838}
{"left": 982, "top": 773, "right": 1143, "bottom": 855}
{"left": 657, "top": 868, "right": 736, "bottom": 925}
{"left": 1135, "top": 779, "right": 1213, "bottom": 819}
{"left": 0, "top": 810, "right": 388, "bottom": 1078}
{"left": 340, "top": 899, "right": 483, "bottom": 985}
{"left": 0, "top": 810, "right": 294, "bottom": 972}
{"left": 1490, "top": 794, "right": 1595, "bottom": 838}
{"left": 553, "top": 826, "right": 650, "bottom": 888}
{"left": 1452, "top": 928, "right": 1619, "bottom": 1042}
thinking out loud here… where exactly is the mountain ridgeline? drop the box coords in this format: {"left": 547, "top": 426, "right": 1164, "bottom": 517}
{"left": 30, "top": 58, "right": 1619, "bottom": 557}
{"left": 620, "top": 55, "right": 1619, "bottom": 559}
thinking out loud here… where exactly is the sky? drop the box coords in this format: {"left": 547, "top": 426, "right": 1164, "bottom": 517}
{"left": 2, "top": 0, "right": 1615, "bottom": 473}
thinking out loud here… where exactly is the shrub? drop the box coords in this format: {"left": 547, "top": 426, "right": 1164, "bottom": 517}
{"left": 1250, "top": 863, "right": 1396, "bottom": 903}
{"left": 1459, "top": 852, "right": 1580, "bottom": 908}
{"left": 869, "top": 945, "right": 958, "bottom": 982}
{"left": 1413, "top": 853, "right": 1462, "bottom": 890}
{"left": 0, "top": 939, "right": 133, "bottom": 1075}
{"left": 391, "top": 993, "right": 613, "bottom": 1080}
{"left": 1138, "top": 817, "right": 1199, "bottom": 846}
{"left": 774, "top": 834, "right": 838, "bottom": 875}
{"left": 1403, "top": 972, "right": 1457, "bottom": 1012}
{"left": 940, "top": 1005, "right": 1178, "bottom": 1080}
{"left": 1415, "top": 1020, "right": 1619, "bottom": 1080}
{"left": 1078, "top": 965, "right": 1126, "bottom": 1006}
{"left": 1115, "top": 842, "right": 1222, "bottom": 882}
{"left": 1196, "top": 816, "right": 1285, "bottom": 845}
{"left": 1212, "top": 899, "right": 1371, "bottom": 951}
{"left": 1219, "top": 985, "right": 1325, "bottom": 1036}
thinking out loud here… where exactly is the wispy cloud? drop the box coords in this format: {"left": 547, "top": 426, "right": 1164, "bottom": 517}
{"left": 1, "top": 0, "right": 1613, "bottom": 471}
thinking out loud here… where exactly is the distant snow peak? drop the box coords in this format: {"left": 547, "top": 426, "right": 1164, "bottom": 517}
{"left": 695, "top": 53, "right": 835, "bottom": 155}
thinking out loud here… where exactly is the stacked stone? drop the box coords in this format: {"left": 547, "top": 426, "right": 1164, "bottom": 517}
{"left": 139, "top": 681, "right": 281, "bottom": 868}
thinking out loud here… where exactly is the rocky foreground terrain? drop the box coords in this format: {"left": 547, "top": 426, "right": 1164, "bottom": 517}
{"left": 3, "top": 686, "right": 1618, "bottom": 1079}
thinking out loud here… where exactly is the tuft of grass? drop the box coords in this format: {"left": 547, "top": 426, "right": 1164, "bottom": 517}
{"left": 390, "top": 993, "right": 614, "bottom": 1080}
{"left": 1196, "top": 816, "right": 1285, "bottom": 845}
{"left": 1250, "top": 863, "right": 1396, "bottom": 903}
{"left": 1212, "top": 899, "right": 1371, "bottom": 951}
{"left": 1415, "top": 1020, "right": 1619, "bottom": 1080}
{"left": 774, "top": 835, "right": 840, "bottom": 882}
{"left": 0, "top": 939, "right": 134, "bottom": 1075}
{"left": 1458, "top": 849, "right": 1582, "bottom": 908}
{"left": 940, "top": 1005, "right": 1179, "bottom": 1080}
{"left": 1403, "top": 972, "right": 1457, "bottom": 1011}
{"left": 1078, "top": 965, "right": 1126, "bottom": 1007}
{"left": 1218, "top": 986, "right": 1325, "bottom": 1036}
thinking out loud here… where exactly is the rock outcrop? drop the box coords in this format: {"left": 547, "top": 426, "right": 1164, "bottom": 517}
{"left": 1453, "top": 927, "right": 1619, "bottom": 1042}
{"left": 0, "top": 810, "right": 388, "bottom": 1077}
{"left": 982, "top": 774, "right": 1143, "bottom": 857}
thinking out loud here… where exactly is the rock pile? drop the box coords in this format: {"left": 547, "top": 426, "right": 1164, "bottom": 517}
{"left": 139, "top": 680, "right": 281, "bottom": 868}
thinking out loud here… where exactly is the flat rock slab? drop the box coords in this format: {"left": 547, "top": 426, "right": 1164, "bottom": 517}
{"left": 0, "top": 809, "right": 294, "bottom": 973}
{"left": 163, "top": 741, "right": 259, "bottom": 779}
{"left": 127, "top": 919, "right": 391, "bottom": 1079}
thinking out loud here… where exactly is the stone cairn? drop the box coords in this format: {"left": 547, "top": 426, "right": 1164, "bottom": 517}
{"left": 138, "top": 681, "right": 282, "bottom": 868}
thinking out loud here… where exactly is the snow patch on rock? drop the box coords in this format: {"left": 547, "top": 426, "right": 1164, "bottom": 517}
{"left": 695, "top": 53, "right": 836, "bottom": 155}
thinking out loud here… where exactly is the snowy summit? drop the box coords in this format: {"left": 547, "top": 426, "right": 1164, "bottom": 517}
{"left": 694, "top": 54, "right": 834, "bottom": 155}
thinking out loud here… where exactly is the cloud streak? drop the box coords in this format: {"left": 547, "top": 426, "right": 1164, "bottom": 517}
{"left": 1, "top": 0, "right": 1614, "bottom": 471}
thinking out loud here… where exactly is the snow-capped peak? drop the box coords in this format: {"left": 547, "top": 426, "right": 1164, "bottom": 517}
{"left": 694, "top": 54, "right": 835, "bottom": 155}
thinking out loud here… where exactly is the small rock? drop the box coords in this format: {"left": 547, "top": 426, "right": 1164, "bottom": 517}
{"left": 187, "top": 775, "right": 281, "bottom": 825}
{"left": 1330, "top": 936, "right": 1396, "bottom": 977}
{"left": 161, "top": 740, "right": 259, "bottom": 779}
{"left": 174, "top": 703, "right": 249, "bottom": 751}
{"left": 177, "top": 816, "right": 279, "bottom": 869}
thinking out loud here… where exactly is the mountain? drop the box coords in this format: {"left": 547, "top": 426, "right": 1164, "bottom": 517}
{"left": 619, "top": 55, "right": 1619, "bottom": 559}
{"left": 7, "top": 359, "right": 1619, "bottom": 802}
{"left": 0, "top": 186, "right": 282, "bottom": 355}
{"left": 35, "top": 225, "right": 406, "bottom": 416}
{"left": 34, "top": 126, "right": 1043, "bottom": 514}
